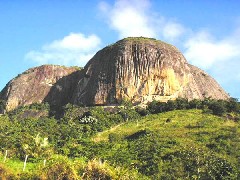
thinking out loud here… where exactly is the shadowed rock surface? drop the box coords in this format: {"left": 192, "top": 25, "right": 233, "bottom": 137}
{"left": 73, "top": 37, "right": 229, "bottom": 105}
{"left": 0, "top": 65, "right": 80, "bottom": 112}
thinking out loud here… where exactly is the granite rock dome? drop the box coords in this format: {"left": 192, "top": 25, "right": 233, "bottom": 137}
{"left": 73, "top": 37, "right": 229, "bottom": 105}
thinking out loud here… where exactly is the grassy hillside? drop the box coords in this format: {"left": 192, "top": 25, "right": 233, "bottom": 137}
{"left": 0, "top": 100, "right": 239, "bottom": 179}
{"left": 91, "top": 109, "right": 239, "bottom": 179}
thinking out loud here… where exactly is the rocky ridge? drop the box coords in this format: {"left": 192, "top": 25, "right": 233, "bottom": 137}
{"left": 0, "top": 37, "right": 229, "bottom": 112}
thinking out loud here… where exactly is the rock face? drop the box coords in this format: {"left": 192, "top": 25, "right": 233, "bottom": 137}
{"left": 0, "top": 37, "right": 229, "bottom": 111}
{"left": 0, "top": 65, "right": 80, "bottom": 112}
{"left": 73, "top": 37, "right": 229, "bottom": 105}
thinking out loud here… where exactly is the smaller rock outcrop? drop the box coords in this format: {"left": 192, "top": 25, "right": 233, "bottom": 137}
{"left": 0, "top": 65, "right": 80, "bottom": 112}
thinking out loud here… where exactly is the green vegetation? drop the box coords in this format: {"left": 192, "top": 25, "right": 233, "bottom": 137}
{"left": 0, "top": 99, "right": 6, "bottom": 113}
{"left": 106, "top": 36, "right": 174, "bottom": 49}
{"left": 0, "top": 98, "right": 239, "bottom": 179}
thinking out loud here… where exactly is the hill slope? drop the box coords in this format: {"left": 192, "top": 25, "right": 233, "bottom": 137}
{"left": 0, "top": 108, "right": 239, "bottom": 179}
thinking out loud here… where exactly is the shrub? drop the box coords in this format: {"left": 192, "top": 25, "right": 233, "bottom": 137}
{"left": 41, "top": 155, "right": 78, "bottom": 180}
{"left": 175, "top": 98, "right": 189, "bottom": 109}
{"left": 81, "top": 159, "right": 113, "bottom": 180}
{"left": 226, "top": 98, "right": 240, "bottom": 113}
{"left": 209, "top": 100, "right": 227, "bottom": 116}
{"left": 135, "top": 107, "right": 149, "bottom": 116}
{"left": 0, "top": 163, "right": 16, "bottom": 179}
{"left": 189, "top": 99, "right": 202, "bottom": 109}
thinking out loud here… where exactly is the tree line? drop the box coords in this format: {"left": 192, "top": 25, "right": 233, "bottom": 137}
{"left": 146, "top": 97, "right": 239, "bottom": 117}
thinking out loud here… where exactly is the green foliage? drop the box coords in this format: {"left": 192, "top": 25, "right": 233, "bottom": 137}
{"left": 147, "top": 97, "right": 239, "bottom": 117}
{"left": 0, "top": 98, "right": 239, "bottom": 179}
{"left": 147, "top": 100, "right": 162, "bottom": 114}
{"left": 135, "top": 106, "right": 149, "bottom": 116}
{"left": 175, "top": 98, "right": 189, "bottom": 109}
{"left": 92, "top": 109, "right": 240, "bottom": 178}
{"left": 226, "top": 98, "right": 240, "bottom": 113}
{"left": 208, "top": 100, "right": 227, "bottom": 116}
{"left": 108, "top": 133, "right": 122, "bottom": 142}
{"left": 189, "top": 99, "right": 203, "bottom": 109}
{"left": 7, "top": 103, "right": 50, "bottom": 121}
{"left": 62, "top": 103, "right": 88, "bottom": 121}
{"left": 161, "top": 147, "right": 237, "bottom": 179}
{"left": 130, "top": 130, "right": 161, "bottom": 176}
{"left": 0, "top": 99, "right": 6, "bottom": 113}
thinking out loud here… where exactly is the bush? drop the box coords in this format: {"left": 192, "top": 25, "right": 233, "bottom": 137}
{"left": 209, "top": 100, "right": 227, "bottom": 116}
{"left": 189, "top": 99, "right": 202, "bottom": 109}
{"left": 226, "top": 98, "right": 240, "bottom": 113}
{"left": 41, "top": 155, "right": 78, "bottom": 180}
{"left": 135, "top": 107, "right": 149, "bottom": 116}
{"left": 147, "top": 101, "right": 168, "bottom": 114}
{"left": 82, "top": 159, "right": 113, "bottom": 180}
{"left": 0, "top": 163, "right": 16, "bottom": 179}
{"left": 175, "top": 98, "right": 189, "bottom": 109}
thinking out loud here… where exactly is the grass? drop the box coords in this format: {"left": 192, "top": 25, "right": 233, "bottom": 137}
{"left": 6, "top": 159, "right": 41, "bottom": 172}
{"left": 93, "top": 109, "right": 228, "bottom": 142}
{"left": 105, "top": 36, "right": 175, "bottom": 49}
{"left": 92, "top": 109, "right": 239, "bottom": 177}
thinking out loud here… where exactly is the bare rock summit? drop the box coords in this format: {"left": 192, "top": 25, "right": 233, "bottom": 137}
{"left": 73, "top": 37, "right": 229, "bottom": 105}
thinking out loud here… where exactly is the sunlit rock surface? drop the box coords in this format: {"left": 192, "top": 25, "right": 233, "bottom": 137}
{"left": 73, "top": 37, "right": 229, "bottom": 105}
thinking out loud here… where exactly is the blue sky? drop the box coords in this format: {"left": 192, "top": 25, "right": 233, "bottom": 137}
{"left": 1, "top": 0, "right": 240, "bottom": 99}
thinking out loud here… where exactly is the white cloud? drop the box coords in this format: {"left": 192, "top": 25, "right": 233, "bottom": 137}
{"left": 183, "top": 28, "right": 240, "bottom": 98}
{"left": 99, "top": 0, "right": 155, "bottom": 38}
{"left": 184, "top": 31, "right": 240, "bottom": 69}
{"left": 25, "top": 33, "right": 101, "bottom": 67}
{"left": 99, "top": 0, "right": 185, "bottom": 40}
{"left": 162, "top": 22, "right": 185, "bottom": 41}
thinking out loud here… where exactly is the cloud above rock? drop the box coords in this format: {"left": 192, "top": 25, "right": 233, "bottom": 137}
{"left": 99, "top": 0, "right": 185, "bottom": 40}
{"left": 25, "top": 33, "right": 101, "bottom": 67}
{"left": 184, "top": 30, "right": 240, "bottom": 69}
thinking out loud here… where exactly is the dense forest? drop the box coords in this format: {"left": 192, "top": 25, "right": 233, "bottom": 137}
{"left": 0, "top": 98, "right": 239, "bottom": 179}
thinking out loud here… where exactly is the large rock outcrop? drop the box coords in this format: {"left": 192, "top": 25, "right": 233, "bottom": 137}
{"left": 0, "top": 37, "right": 229, "bottom": 112}
{"left": 0, "top": 65, "right": 80, "bottom": 112}
{"left": 73, "top": 37, "right": 229, "bottom": 105}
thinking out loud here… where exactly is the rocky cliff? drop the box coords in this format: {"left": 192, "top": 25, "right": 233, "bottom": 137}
{"left": 0, "top": 37, "right": 229, "bottom": 112}
{"left": 73, "top": 37, "right": 229, "bottom": 105}
{"left": 0, "top": 65, "right": 80, "bottom": 112}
